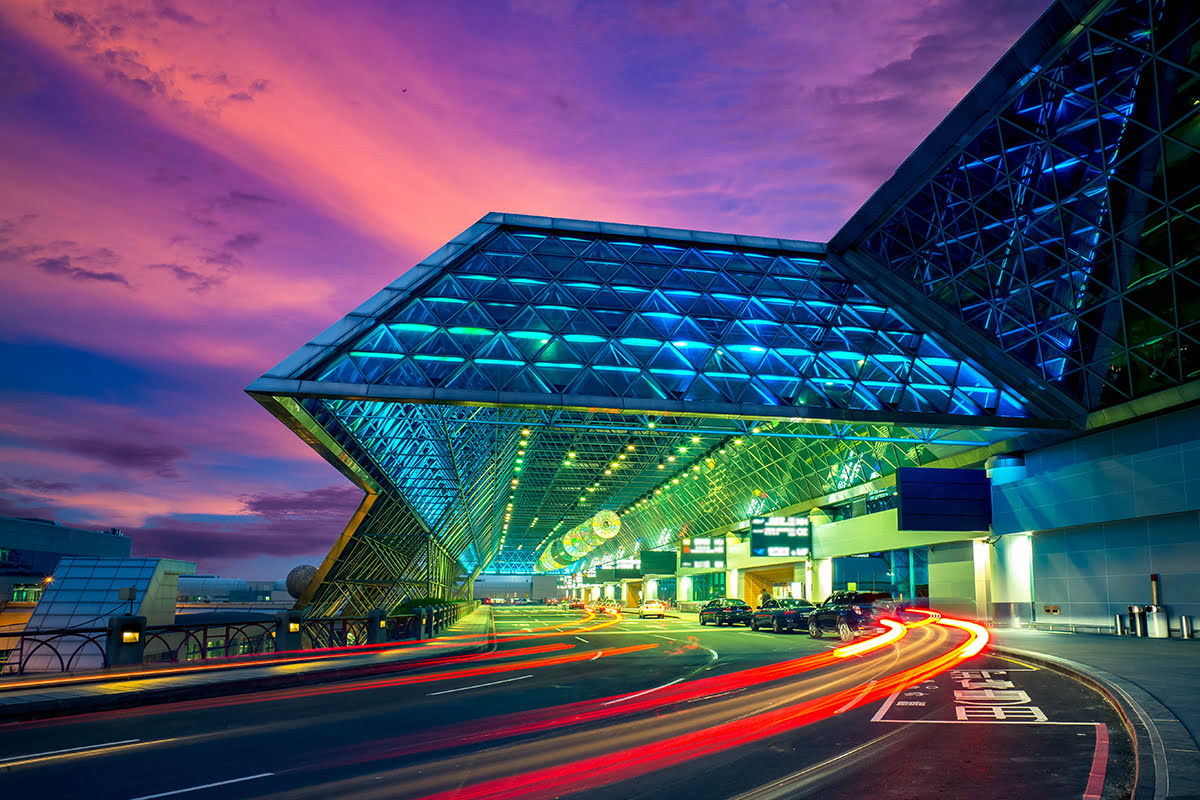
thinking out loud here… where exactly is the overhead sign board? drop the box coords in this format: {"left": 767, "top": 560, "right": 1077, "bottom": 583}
{"left": 749, "top": 516, "right": 811, "bottom": 558}
{"left": 896, "top": 468, "right": 991, "bottom": 531}
{"left": 639, "top": 549, "right": 677, "bottom": 575}
{"left": 680, "top": 535, "right": 725, "bottom": 569}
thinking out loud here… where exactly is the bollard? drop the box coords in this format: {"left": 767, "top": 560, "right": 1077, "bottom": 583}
{"left": 275, "top": 610, "right": 304, "bottom": 652}
{"left": 412, "top": 609, "right": 425, "bottom": 640}
{"left": 105, "top": 614, "right": 147, "bottom": 667}
{"left": 367, "top": 609, "right": 387, "bottom": 645}
{"left": 1128, "top": 605, "right": 1147, "bottom": 637}
{"left": 1182, "top": 615, "right": 1194, "bottom": 640}
{"left": 1114, "top": 614, "right": 1125, "bottom": 636}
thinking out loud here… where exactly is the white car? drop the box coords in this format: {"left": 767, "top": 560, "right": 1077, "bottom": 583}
{"left": 639, "top": 599, "right": 667, "bottom": 618}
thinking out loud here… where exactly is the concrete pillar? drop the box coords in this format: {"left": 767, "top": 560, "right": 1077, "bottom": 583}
{"left": 367, "top": 609, "right": 387, "bottom": 644}
{"left": 105, "top": 615, "right": 146, "bottom": 667}
{"left": 275, "top": 610, "right": 303, "bottom": 652}
{"left": 423, "top": 607, "right": 434, "bottom": 638}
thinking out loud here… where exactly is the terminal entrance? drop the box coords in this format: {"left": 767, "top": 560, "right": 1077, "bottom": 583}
{"left": 741, "top": 565, "right": 798, "bottom": 605}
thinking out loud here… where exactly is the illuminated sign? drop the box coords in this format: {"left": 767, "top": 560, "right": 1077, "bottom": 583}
{"left": 680, "top": 536, "right": 726, "bottom": 569}
{"left": 749, "top": 516, "right": 811, "bottom": 558}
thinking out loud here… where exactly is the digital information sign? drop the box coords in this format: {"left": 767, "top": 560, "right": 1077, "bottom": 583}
{"left": 680, "top": 536, "right": 726, "bottom": 569}
{"left": 749, "top": 516, "right": 811, "bottom": 558}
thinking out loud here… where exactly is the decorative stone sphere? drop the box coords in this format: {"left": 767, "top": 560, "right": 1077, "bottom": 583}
{"left": 286, "top": 564, "right": 318, "bottom": 599}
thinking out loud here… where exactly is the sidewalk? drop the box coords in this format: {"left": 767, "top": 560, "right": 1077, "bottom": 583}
{"left": 990, "top": 628, "right": 1200, "bottom": 799}
{"left": 0, "top": 606, "right": 493, "bottom": 723}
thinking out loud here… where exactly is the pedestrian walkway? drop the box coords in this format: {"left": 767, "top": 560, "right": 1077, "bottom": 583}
{"left": 0, "top": 606, "right": 494, "bottom": 723}
{"left": 991, "top": 628, "right": 1200, "bottom": 799}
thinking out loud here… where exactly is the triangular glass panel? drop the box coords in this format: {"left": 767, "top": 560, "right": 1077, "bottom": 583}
{"left": 501, "top": 367, "right": 551, "bottom": 395}
{"left": 318, "top": 355, "right": 364, "bottom": 384}
{"left": 532, "top": 236, "right": 574, "bottom": 256}
{"left": 445, "top": 363, "right": 496, "bottom": 392}
{"left": 483, "top": 232, "right": 526, "bottom": 254}
{"left": 413, "top": 355, "right": 463, "bottom": 385}
{"left": 354, "top": 324, "right": 405, "bottom": 355}
{"left": 481, "top": 301, "right": 522, "bottom": 326}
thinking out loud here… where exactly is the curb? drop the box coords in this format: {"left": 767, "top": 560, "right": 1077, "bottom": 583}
{"left": 0, "top": 608, "right": 495, "bottom": 725}
{"left": 992, "top": 644, "right": 1198, "bottom": 800}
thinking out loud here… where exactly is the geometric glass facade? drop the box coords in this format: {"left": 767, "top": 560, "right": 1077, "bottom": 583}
{"left": 840, "top": 0, "right": 1200, "bottom": 411}
{"left": 250, "top": 0, "right": 1198, "bottom": 614}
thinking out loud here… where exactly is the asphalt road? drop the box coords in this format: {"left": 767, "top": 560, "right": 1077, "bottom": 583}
{"left": 0, "top": 607, "right": 1133, "bottom": 799}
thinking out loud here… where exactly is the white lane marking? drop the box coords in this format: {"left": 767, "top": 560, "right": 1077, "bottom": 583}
{"left": 589, "top": 650, "right": 602, "bottom": 661}
{"left": 574, "top": 636, "right": 589, "bottom": 643}
{"left": 706, "top": 648, "right": 719, "bottom": 661}
{"left": 427, "top": 675, "right": 532, "bottom": 696}
{"left": 652, "top": 635, "right": 676, "bottom": 641}
{"left": 0, "top": 739, "right": 140, "bottom": 764}
{"left": 602, "top": 677, "right": 685, "bottom": 706}
{"left": 834, "top": 679, "right": 877, "bottom": 714}
{"left": 127, "top": 773, "right": 273, "bottom": 800}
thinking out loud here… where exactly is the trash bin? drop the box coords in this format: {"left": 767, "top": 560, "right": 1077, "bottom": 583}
{"left": 1128, "top": 605, "right": 1147, "bottom": 637}
{"left": 1145, "top": 604, "right": 1168, "bottom": 638}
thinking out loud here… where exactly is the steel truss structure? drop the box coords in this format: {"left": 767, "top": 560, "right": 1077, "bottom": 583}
{"left": 249, "top": 0, "right": 1198, "bottom": 614}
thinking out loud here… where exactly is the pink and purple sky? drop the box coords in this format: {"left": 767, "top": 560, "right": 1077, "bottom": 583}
{"left": 0, "top": 0, "right": 1052, "bottom": 579}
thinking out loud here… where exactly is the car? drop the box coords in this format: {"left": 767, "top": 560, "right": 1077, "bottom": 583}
{"left": 638, "top": 599, "right": 667, "bottom": 618}
{"left": 698, "top": 597, "right": 752, "bottom": 626}
{"left": 807, "top": 591, "right": 897, "bottom": 641}
{"left": 490, "top": 597, "right": 507, "bottom": 605}
{"left": 749, "top": 597, "right": 816, "bottom": 633}
{"left": 568, "top": 599, "right": 585, "bottom": 609}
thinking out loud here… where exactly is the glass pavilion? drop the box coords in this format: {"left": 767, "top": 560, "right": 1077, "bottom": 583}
{"left": 248, "top": 0, "right": 1199, "bottom": 617}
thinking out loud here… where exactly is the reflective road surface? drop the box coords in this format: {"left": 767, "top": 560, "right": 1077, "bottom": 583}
{"left": 0, "top": 607, "right": 1133, "bottom": 799}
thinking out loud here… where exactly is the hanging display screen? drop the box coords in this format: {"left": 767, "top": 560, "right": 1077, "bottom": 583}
{"left": 749, "top": 516, "right": 811, "bottom": 558}
{"left": 680, "top": 536, "right": 725, "bottom": 569}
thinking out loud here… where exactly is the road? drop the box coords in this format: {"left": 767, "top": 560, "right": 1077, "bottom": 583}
{"left": 0, "top": 607, "right": 1134, "bottom": 799}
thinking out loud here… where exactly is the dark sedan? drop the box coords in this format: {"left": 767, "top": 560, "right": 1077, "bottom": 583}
{"left": 749, "top": 597, "right": 816, "bottom": 633}
{"left": 698, "top": 598, "right": 752, "bottom": 627}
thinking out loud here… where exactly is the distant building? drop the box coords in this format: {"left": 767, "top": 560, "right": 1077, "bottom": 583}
{"left": 177, "top": 575, "right": 289, "bottom": 605}
{"left": 0, "top": 516, "right": 131, "bottom": 606}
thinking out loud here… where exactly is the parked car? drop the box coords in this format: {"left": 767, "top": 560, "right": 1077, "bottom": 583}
{"left": 807, "top": 591, "right": 897, "bottom": 641}
{"left": 698, "top": 597, "right": 752, "bottom": 626}
{"left": 749, "top": 597, "right": 816, "bottom": 633}
{"left": 638, "top": 598, "right": 667, "bottom": 618}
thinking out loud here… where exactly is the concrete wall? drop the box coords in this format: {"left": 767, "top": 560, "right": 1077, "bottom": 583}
{"left": 991, "top": 404, "right": 1200, "bottom": 631}
{"left": 813, "top": 509, "right": 976, "bottom": 557}
{"left": 928, "top": 541, "right": 978, "bottom": 617}
{"left": 1030, "top": 511, "right": 1200, "bottom": 629}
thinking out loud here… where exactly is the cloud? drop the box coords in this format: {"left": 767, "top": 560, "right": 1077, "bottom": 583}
{"left": 34, "top": 254, "right": 131, "bottom": 286}
{"left": 153, "top": 0, "right": 201, "bottom": 27}
{"left": 223, "top": 231, "right": 262, "bottom": 250}
{"left": 148, "top": 261, "right": 226, "bottom": 292}
{"left": 0, "top": 476, "right": 79, "bottom": 494}
{"left": 51, "top": 436, "right": 188, "bottom": 478}
{"left": 209, "top": 190, "right": 284, "bottom": 212}
{"left": 148, "top": 166, "right": 190, "bottom": 186}
{"left": 127, "top": 484, "right": 364, "bottom": 566}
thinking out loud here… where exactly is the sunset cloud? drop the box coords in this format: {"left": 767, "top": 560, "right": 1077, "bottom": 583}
{"left": 0, "top": 0, "right": 1054, "bottom": 578}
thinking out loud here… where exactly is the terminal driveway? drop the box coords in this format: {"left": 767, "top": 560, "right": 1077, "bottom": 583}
{"left": 0, "top": 607, "right": 1133, "bottom": 799}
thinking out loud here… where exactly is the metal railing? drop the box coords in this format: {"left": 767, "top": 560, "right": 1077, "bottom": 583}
{"left": 0, "top": 600, "right": 478, "bottom": 676}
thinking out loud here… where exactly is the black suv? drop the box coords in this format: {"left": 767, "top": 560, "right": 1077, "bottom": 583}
{"left": 750, "top": 597, "right": 816, "bottom": 633}
{"left": 807, "top": 591, "right": 896, "bottom": 641}
{"left": 698, "top": 598, "right": 752, "bottom": 627}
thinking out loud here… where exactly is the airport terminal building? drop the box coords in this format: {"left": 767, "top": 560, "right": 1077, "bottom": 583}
{"left": 248, "top": 0, "right": 1200, "bottom": 632}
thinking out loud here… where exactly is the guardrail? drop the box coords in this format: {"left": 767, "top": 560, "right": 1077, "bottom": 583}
{"left": 0, "top": 600, "right": 479, "bottom": 675}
